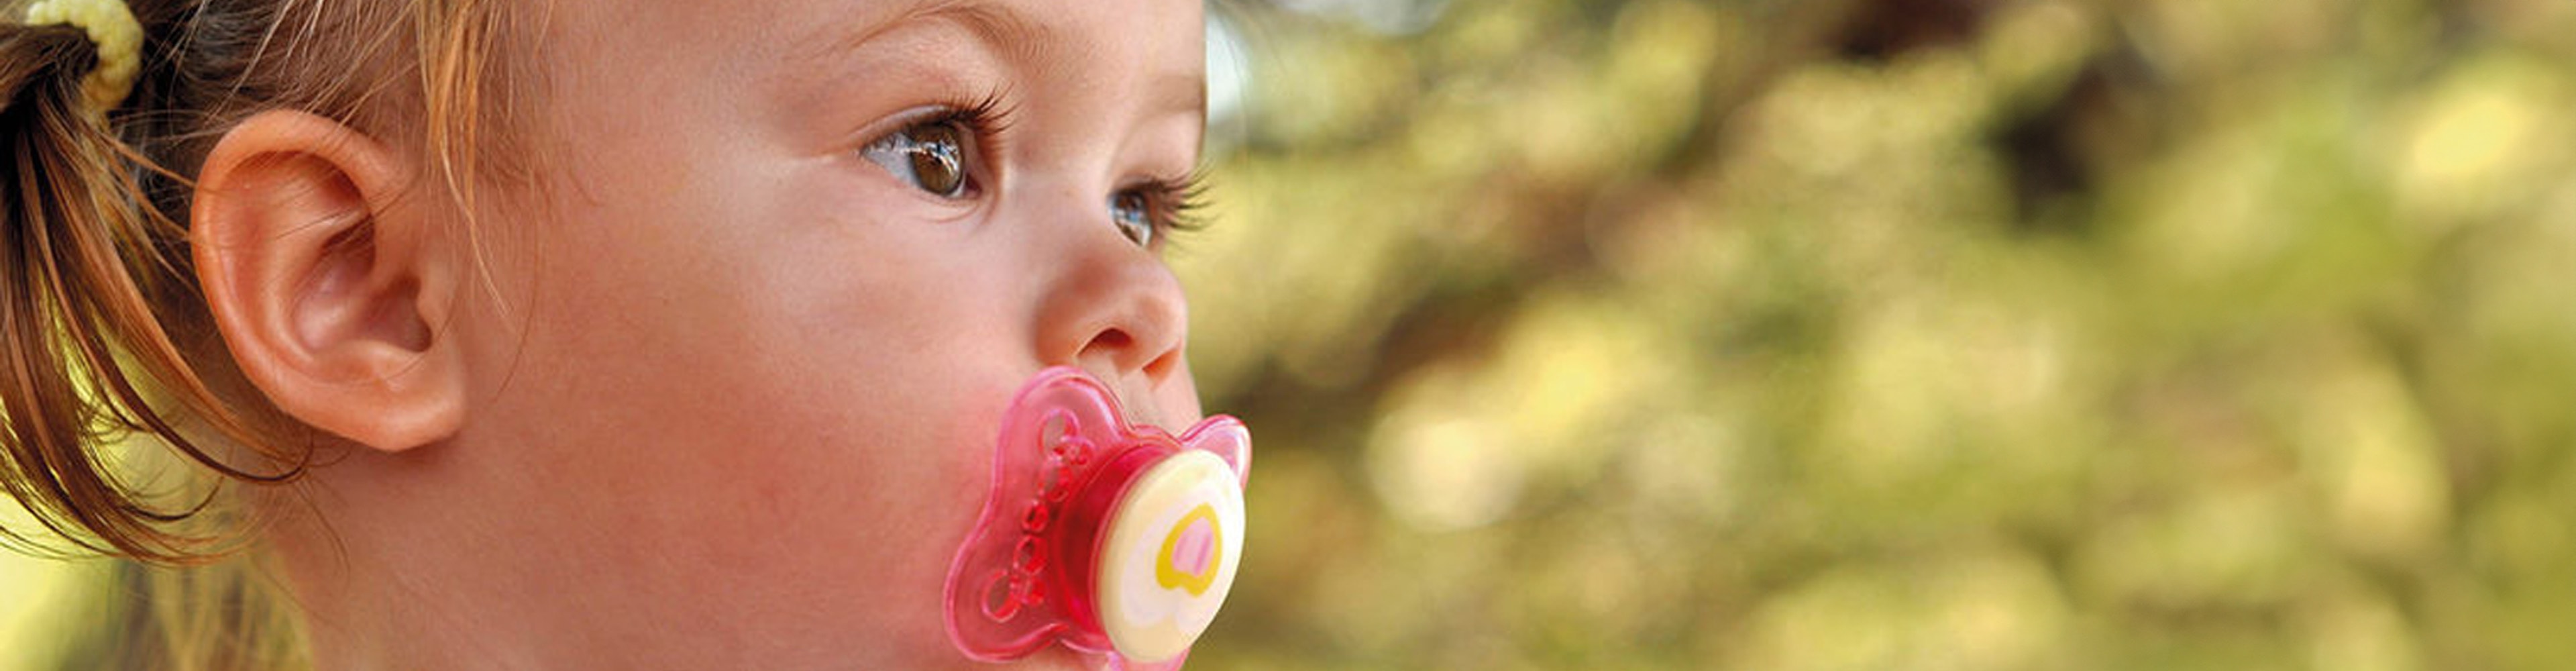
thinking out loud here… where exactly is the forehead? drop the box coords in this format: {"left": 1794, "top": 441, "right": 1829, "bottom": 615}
{"left": 545, "top": 0, "right": 1206, "bottom": 142}
{"left": 656, "top": 0, "right": 1201, "bottom": 90}
{"left": 794, "top": 1, "right": 1202, "bottom": 98}
{"left": 548, "top": 0, "right": 1204, "bottom": 87}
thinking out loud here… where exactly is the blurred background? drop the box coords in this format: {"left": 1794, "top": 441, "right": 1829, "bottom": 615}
{"left": 1173, "top": 0, "right": 2576, "bottom": 668}
{"left": 11, "top": 0, "right": 2576, "bottom": 668}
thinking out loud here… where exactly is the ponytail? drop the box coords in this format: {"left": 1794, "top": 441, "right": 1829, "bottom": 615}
{"left": 1, "top": 7, "right": 304, "bottom": 565}
{"left": 1, "top": 1, "right": 531, "bottom": 668}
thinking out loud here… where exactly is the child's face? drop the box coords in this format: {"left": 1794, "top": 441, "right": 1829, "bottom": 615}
{"left": 361, "top": 1, "right": 1207, "bottom": 668}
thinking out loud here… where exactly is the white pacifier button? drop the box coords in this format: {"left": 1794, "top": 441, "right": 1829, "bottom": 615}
{"left": 1095, "top": 450, "right": 1246, "bottom": 663}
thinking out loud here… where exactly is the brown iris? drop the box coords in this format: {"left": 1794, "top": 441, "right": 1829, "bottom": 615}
{"left": 906, "top": 122, "right": 967, "bottom": 197}
{"left": 863, "top": 116, "right": 975, "bottom": 199}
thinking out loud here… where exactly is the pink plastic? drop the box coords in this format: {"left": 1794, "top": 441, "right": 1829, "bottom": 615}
{"left": 945, "top": 367, "right": 1252, "bottom": 670}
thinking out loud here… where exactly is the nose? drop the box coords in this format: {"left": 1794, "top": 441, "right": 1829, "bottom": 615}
{"left": 1032, "top": 212, "right": 1191, "bottom": 398}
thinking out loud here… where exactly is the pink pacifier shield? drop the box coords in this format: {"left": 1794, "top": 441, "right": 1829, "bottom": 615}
{"left": 946, "top": 367, "right": 1250, "bottom": 669}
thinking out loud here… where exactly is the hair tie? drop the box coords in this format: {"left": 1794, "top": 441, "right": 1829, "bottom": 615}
{"left": 23, "top": 0, "right": 143, "bottom": 113}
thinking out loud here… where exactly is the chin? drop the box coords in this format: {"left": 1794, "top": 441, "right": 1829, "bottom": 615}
{"left": 1014, "top": 647, "right": 1110, "bottom": 671}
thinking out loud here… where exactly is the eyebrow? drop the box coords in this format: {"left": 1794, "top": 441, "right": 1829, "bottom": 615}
{"left": 933, "top": 1, "right": 1059, "bottom": 72}
{"left": 802, "top": 0, "right": 1057, "bottom": 76}
{"left": 800, "top": 0, "right": 1208, "bottom": 126}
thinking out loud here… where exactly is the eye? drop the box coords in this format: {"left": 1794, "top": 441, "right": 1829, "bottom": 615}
{"left": 1107, "top": 174, "right": 1210, "bottom": 250}
{"left": 863, "top": 115, "right": 979, "bottom": 199}
{"left": 1109, "top": 191, "right": 1156, "bottom": 247}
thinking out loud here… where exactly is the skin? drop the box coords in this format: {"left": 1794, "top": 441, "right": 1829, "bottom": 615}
{"left": 186, "top": 0, "right": 1208, "bottom": 668}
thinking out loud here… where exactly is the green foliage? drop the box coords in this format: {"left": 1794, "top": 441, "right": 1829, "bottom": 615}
{"left": 1179, "top": 1, "right": 2576, "bottom": 669}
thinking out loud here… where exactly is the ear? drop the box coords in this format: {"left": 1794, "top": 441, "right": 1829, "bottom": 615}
{"left": 192, "top": 110, "right": 465, "bottom": 453}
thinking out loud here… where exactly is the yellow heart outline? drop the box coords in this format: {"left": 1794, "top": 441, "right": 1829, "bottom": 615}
{"left": 1155, "top": 503, "right": 1223, "bottom": 596}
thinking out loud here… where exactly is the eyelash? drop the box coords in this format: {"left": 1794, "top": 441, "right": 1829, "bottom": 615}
{"left": 865, "top": 93, "right": 1012, "bottom": 200}
{"left": 863, "top": 95, "right": 1210, "bottom": 248}
{"left": 1116, "top": 170, "right": 1212, "bottom": 247}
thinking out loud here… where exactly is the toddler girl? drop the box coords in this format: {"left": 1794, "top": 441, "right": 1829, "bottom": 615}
{"left": 1, "top": 0, "right": 1242, "bottom": 669}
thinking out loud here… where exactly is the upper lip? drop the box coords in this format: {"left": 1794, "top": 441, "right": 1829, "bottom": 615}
{"left": 1071, "top": 365, "right": 1177, "bottom": 431}
{"left": 1116, "top": 384, "right": 1170, "bottom": 431}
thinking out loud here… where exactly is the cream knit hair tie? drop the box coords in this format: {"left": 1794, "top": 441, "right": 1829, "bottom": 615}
{"left": 24, "top": 0, "right": 143, "bottom": 113}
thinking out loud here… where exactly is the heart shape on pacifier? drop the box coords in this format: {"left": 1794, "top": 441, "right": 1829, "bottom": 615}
{"left": 1155, "top": 505, "right": 1221, "bottom": 595}
{"left": 945, "top": 367, "right": 1250, "bottom": 670}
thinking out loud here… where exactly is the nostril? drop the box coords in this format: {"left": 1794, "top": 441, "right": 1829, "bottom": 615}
{"left": 1079, "top": 327, "right": 1182, "bottom": 382}
{"left": 1084, "top": 329, "right": 1135, "bottom": 358}
{"left": 1140, "top": 348, "right": 1181, "bottom": 381}
{"left": 1079, "top": 327, "right": 1149, "bottom": 376}
{"left": 1044, "top": 255, "right": 1188, "bottom": 384}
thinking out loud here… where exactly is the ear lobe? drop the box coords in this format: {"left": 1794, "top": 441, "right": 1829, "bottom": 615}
{"left": 193, "top": 110, "right": 465, "bottom": 453}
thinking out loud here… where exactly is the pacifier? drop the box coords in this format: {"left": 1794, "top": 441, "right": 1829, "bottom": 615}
{"left": 945, "top": 367, "right": 1251, "bottom": 670}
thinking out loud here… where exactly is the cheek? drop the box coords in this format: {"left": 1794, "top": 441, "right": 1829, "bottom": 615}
{"left": 457, "top": 157, "right": 1035, "bottom": 660}
{"left": 645, "top": 325, "right": 1019, "bottom": 664}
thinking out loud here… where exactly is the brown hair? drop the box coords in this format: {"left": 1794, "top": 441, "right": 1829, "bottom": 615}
{"left": 1, "top": 0, "right": 531, "bottom": 667}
